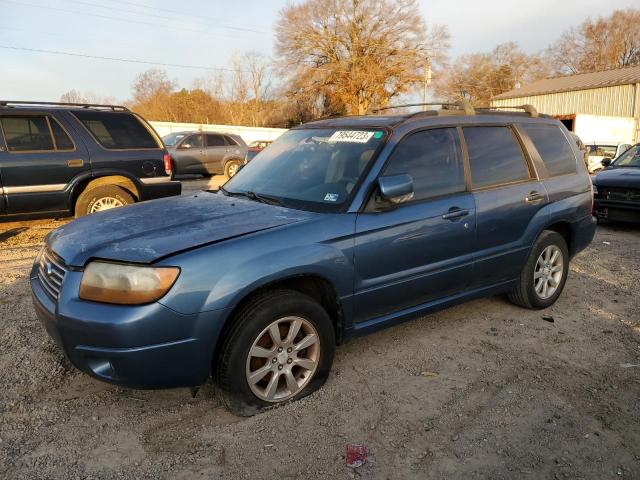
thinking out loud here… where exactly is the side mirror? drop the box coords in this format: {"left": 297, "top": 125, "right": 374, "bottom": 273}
{"left": 601, "top": 157, "right": 612, "bottom": 167}
{"left": 378, "top": 174, "right": 414, "bottom": 204}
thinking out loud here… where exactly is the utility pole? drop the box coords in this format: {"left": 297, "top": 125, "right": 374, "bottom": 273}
{"left": 423, "top": 64, "right": 432, "bottom": 111}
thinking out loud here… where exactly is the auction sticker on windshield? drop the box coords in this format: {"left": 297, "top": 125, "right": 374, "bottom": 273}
{"left": 328, "top": 131, "right": 375, "bottom": 143}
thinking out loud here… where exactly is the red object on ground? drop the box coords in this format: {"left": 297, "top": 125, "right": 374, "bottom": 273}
{"left": 346, "top": 444, "right": 367, "bottom": 468}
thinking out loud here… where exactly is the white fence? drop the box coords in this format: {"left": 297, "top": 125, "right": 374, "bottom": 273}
{"left": 148, "top": 121, "right": 287, "bottom": 144}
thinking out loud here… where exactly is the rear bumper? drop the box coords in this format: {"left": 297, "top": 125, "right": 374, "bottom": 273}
{"left": 570, "top": 214, "right": 597, "bottom": 257}
{"left": 30, "top": 263, "right": 229, "bottom": 389}
{"left": 139, "top": 179, "right": 182, "bottom": 201}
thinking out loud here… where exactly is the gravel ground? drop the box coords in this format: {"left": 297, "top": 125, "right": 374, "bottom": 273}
{"left": 1, "top": 180, "right": 639, "bottom": 479}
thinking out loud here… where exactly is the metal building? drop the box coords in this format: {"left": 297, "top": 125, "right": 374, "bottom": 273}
{"left": 491, "top": 65, "right": 640, "bottom": 143}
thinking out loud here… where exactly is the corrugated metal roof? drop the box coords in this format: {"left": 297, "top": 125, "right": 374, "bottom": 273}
{"left": 492, "top": 65, "right": 640, "bottom": 100}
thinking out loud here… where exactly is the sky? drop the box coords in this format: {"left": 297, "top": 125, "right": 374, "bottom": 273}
{"left": 0, "top": 0, "right": 638, "bottom": 102}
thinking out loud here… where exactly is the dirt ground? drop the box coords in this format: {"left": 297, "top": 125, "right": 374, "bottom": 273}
{"left": 1, "top": 179, "right": 639, "bottom": 479}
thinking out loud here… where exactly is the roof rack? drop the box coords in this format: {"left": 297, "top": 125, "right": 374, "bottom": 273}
{"left": 0, "top": 100, "right": 129, "bottom": 111}
{"left": 371, "top": 100, "right": 476, "bottom": 116}
{"left": 478, "top": 104, "right": 539, "bottom": 117}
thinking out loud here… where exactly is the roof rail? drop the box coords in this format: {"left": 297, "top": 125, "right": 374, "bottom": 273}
{"left": 370, "top": 101, "right": 476, "bottom": 115}
{"left": 0, "top": 100, "right": 129, "bottom": 111}
{"left": 481, "top": 104, "right": 539, "bottom": 117}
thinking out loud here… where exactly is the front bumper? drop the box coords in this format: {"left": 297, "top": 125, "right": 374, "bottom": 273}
{"left": 30, "top": 262, "right": 230, "bottom": 389}
{"left": 594, "top": 198, "right": 640, "bottom": 223}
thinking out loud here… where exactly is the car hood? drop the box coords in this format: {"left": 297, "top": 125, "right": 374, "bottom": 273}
{"left": 592, "top": 167, "right": 640, "bottom": 189}
{"left": 47, "top": 192, "right": 318, "bottom": 267}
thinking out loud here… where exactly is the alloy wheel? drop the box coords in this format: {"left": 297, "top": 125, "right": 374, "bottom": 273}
{"left": 245, "top": 316, "right": 320, "bottom": 402}
{"left": 534, "top": 245, "right": 564, "bottom": 299}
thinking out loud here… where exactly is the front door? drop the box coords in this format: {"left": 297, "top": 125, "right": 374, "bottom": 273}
{"left": 0, "top": 113, "right": 91, "bottom": 214}
{"left": 461, "top": 125, "right": 549, "bottom": 287}
{"left": 353, "top": 127, "right": 476, "bottom": 325}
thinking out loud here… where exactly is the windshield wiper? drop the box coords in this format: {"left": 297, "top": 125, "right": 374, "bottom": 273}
{"left": 220, "top": 187, "right": 283, "bottom": 206}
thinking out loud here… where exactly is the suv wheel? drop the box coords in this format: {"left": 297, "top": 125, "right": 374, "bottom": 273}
{"left": 508, "top": 230, "right": 569, "bottom": 309}
{"left": 75, "top": 184, "right": 134, "bottom": 217}
{"left": 224, "top": 159, "right": 242, "bottom": 178}
{"left": 214, "top": 290, "right": 335, "bottom": 416}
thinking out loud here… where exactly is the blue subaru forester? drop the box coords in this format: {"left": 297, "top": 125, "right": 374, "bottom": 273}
{"left": 31, "top": 104, "right": 596, "bottom": 415}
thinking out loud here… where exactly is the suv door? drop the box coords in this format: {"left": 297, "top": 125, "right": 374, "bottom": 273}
{"left": 205, "top": 134, "right": 227, "bottom": 174}
{"left": 461, "top": 125, "right": 548, "bottom": 288}
{"left": 0, "top": 112, "right": 90, "bottom": 214}
{"left": 175, "top": 133, "right": 206, "bottom": 173}
{"left": 353, "top": 127, "right": 476, "bottom": 324}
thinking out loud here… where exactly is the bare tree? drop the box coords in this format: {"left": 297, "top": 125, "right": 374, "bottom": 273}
{"left": 225, "top": 52, "right": 273, "bottom": 126}
{"left": 547, "top": 8, "right": 640, "bottom": 74}
{"left": 275, "top": 0, "right": 449, "bottom": 115}
{"left": 435, "top": 42, "right": 551, "bottom": 107}
{"left": 60, "top": 89, "right": 116, "bottom": 105}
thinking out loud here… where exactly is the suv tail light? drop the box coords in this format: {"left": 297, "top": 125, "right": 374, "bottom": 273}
{"left": 163, "top": 153, "right": 172, "bottom": 176}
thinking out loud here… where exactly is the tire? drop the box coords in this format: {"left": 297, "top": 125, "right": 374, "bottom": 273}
{"left": 224, "top": 159, "right": 242, "bottom": 178}
{"left": 508, "top": 230, "right": 569, "bottom": 310}
{"left": 75, "top": 184, "right": 134, "bottom": 218}
{"left": 214, "top": 290, "right": 336, "bottom": 416}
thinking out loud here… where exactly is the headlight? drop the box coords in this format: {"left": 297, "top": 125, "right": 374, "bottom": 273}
{"left": 79, "top": 261, "right": 180, "bottom": 305}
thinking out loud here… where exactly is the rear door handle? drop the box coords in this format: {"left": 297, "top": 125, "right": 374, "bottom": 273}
{"left": 67, "top": 159, "right": 84, "bottom": 167}
{"left": 525, "top": 191, "right": 545, "bottom": 204}
{"left": 442, "top": 208, "right": 469, "bottom": 221}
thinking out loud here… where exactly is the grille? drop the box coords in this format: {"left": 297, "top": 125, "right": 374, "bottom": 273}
{"left": 600, "top": 187, "right": 640, "bottom": 203}
{"left": 37, "top": 248, "right": 67, "bottom": 300}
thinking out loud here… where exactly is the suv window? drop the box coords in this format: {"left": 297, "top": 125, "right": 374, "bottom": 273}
{"left": 185, "top": 134, "right": 204, "bottom": 148}
{"left": 0, "top": 115, "right": 74, "bottom": 152}
{"left": 206, "top": 134, "right": 225, "bottom": 147}
{"left": 224, "top": 135, "right": 238, "bottom": 146}
{"left": 73, "top": 111, "right": 159, "bottom": 149}
{"left": 463, "top": 126, "right": 530, "bottom": 189}
{"left": 383, "top": 128, "right": 465, "bottom": 201}
{"left": 0, "top": 115, "right": 54, "bottom": 152}
{"left": 521, "top": 124, "right": 576, "bottom": 176}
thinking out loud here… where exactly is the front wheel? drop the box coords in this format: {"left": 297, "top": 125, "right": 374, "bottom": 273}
{"left": 508, "top": 230, "right": 569, "bottom": 309}
{"left": 214, "top": 290, "right": 335, "bottom": 416}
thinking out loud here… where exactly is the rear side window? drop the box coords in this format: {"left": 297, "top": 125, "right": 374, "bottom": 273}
{"left": 521, "top": 124, "right": 576, "bottom": 176}
{"left": 224, "top": 135, "right": 238, "bottom": 146}
{"left": 0, "top": 115, "right": 74, "bottom": 152}
{"left": 463, "top": 126, "right": 530, "bottom": 189}
{"left": 73, "top": 111, "right": 159, "bottom": 149}
{"left": 206, "top": 134, "right": 225, "bottom": 147}
{"left": 383, "top": 128, "right": 465, "bottom": 201}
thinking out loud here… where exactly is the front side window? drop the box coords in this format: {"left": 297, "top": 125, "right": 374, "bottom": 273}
{"left": 612, "top": 144, "right": 640, "bottom": 167}
{"left": 463, "top": 126, "right": 531, "bottom": 189}
{"left": 588, "top": 145, "right": 617, "bottom": 157}
{"left": 184, "top": 134, "right": 204, "bottom": 149}
{"left": 382, "top": 128, "right": 465, "bottom": 201}
{"left": 521, "top": 124, "right": 576, "bottom": 176}
{"left": 163, "top": 132, "right": 186, "bottom": 147}
{"left": 224, "top": 128, "right": 387, "bottom": 212}
{"left": 0, "top": 115, "right": 54, "bottom": 151}
{"left": 73, "top": 111, "right": 159, "bottom": 149}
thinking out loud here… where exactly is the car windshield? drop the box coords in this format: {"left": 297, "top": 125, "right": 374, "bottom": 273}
{"left": 223, "top": 128, "right": 386, "bottom": 212}
{"left": 612, "top": 144, "right": 640, "bottom": 167}
{"left": 587, "top": 145, "right": 617, "bottom": 157}
{"left": 163, "top": 132, "right": 187, "bottom": 147}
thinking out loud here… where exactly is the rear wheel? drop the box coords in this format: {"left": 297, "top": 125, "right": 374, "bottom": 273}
{"left": 75, "top": 184, "right": 134, "bottom": 218}
{"left": 214, "top": 290, "right": 335, "bottom": 416}
{"left": 508, "top": 230, "right": 569, "bottom": 309}
{"left": 224, "top": 159, "right": 242, "bottom": 178}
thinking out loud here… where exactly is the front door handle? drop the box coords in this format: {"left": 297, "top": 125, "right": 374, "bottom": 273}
{"left": 67, "top": 158, "right": 84, "bottom": 167}
{"left": 525, "top": 191, "right": 545, "bottom": 204}
{"left": 442, "top": 208, "right": 469, "bottom": 221}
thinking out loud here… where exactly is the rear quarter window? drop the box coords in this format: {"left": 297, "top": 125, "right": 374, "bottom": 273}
{"left": 73, "top": 111, "right": 159, "bottom": 149}
{"left": 463, "top": 126, "right": 531, "bottom": 189}
{"left": 522, "top": 124, "right": 576, "bottom": 176}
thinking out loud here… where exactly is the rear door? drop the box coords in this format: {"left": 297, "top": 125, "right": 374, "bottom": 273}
{"left": 205, "top": 133, "right": 227, "bottom": 173}
{"left": 0, "top": 112, "right": 90, "bottom": 214}
{"left": 462, "top": 125, "right": 549, "bottom": 287}
{"left": 353, "top": 127, "right": 476, "bottom": 324}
